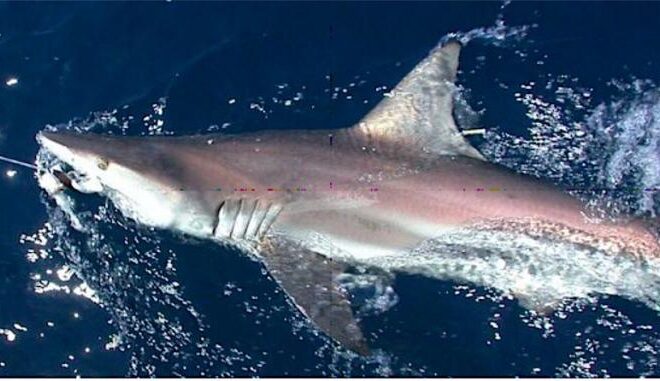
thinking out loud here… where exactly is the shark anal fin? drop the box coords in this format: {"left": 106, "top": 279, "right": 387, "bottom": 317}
{"left": 260, "top": 236, "right": 369, "bottom": 355}
{"left": 354, "top": 41, "right": 484, "bottom": 160}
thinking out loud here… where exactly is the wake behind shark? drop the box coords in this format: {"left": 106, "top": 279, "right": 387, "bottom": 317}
{"left": 36, "top": 41, "right": 659, "bottom": 355}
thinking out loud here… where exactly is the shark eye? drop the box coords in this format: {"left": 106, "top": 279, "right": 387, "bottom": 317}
{"left": 97, "top": 158, "right": 109, "bottom": 170}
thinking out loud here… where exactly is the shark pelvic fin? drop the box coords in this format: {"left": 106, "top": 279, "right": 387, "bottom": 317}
{"left": 354, "top": 41, "right": 484, "bottom": 160}
{"left": 260, "top": 236, "right": 370, "bottom": 355}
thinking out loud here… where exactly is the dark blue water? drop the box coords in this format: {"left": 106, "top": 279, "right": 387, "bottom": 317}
{"left": 1, "top": 2, "right": 659, "bottom": 377}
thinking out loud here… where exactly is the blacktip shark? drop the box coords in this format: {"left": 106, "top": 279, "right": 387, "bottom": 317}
{"left": 36, "top": 41, "right": 659, "bottom": 355}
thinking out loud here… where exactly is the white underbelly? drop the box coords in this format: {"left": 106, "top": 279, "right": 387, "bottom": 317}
{"left": 273, "top": 205, "right": 446, "bottom": 261}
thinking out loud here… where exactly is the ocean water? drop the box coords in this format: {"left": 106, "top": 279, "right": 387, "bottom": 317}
{"left": 1, "top": 1, "right": 659, "bottom": 377}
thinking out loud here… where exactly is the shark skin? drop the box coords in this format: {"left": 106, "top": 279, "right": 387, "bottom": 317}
{"left": 36, "top": 42, "right": 659, "bottom": 355}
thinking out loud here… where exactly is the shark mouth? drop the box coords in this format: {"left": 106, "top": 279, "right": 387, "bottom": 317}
{"left": 35, "top": 131, "right": 101, "bottom": 195}
{"left": 36, "top": 146, "right": 104, "bottom": 196}
{"left": 34, "top": 149, "right": 88, "bottom": 233}
{"left": 36, "top": 149, "right": 76, "bottom": 194}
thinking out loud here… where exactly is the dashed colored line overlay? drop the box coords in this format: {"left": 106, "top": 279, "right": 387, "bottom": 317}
{"left": 169, "top": 186, "right": 659, "bottom": 193}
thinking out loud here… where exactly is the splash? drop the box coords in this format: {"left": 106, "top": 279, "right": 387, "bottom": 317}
{"left": 22, "top": 10, "right": 660, "bottom": 375}
{"left": 360, "top": 227, "right": 660, "bottom": 313}
{"left": 588, "top": 80, "right": 660, "bottom": 216}
{"left": 553, "top": 302, "right": 660, "bottom": 377}
{"left": 442, "top": 1, "right": 533, "bottom": 48}
{"left": 481, "top": 77, "right": 660, "bottom": 217}
{"left": 25, "top": 151, "right": 252, "bottom": 375}
{"left": 336, "top": 272, "right": 399, "bottom": 318}
{"left": 43, "top": 97, "right": 170, "bottom": 137}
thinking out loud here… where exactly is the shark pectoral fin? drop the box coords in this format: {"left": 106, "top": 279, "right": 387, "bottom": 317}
{"left": 260, "top": 237, "right": 370, "bottom": 356}
{"left": 354, "top": 41, "right": 484, "bottom": 160}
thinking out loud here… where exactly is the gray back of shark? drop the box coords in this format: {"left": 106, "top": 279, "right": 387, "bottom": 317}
{"left": 37, "top": 42, "right": 659, "bottom": 355}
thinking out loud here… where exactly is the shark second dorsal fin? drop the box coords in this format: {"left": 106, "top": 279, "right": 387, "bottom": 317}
{"left": 354, "top": 41, "right": 484, "bottom": 160}
{"left": 260, "top": 236, "right": 369, "bottom": 355}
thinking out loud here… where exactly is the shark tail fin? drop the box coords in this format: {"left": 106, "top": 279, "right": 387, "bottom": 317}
{"left": 354, "top": 41, "right": 484, "bottom": 160}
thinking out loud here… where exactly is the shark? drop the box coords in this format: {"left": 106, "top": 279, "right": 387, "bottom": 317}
{"left": 36, "top": 41, "right": 659, "bottom": 355}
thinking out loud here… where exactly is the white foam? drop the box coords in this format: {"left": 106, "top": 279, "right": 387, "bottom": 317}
{"left": 589, "top": 82, "right": 660, "bottom": 215}
{"left": 483, "top": 76, "right": 660, "bottom": 217}
{"left": 358, "top": 228, "right": 660, "bottom": 312}
{"left": 0, "top": 329, "right": 16, "bottom": 342}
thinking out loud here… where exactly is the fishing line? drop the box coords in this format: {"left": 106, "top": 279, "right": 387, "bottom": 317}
{"left": 0, "top": 154, "right": 37, "bottom": 170}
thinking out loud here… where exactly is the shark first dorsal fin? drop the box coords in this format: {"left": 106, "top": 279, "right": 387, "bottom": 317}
{"left": 354, "top": 41, "right": 484, "bottom": 160}
{"left": 260, "top": 236, "right": 369, "bottom": 355}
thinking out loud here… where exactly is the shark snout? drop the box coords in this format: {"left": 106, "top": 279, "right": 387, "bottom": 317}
{"left": 37, "top": 131, "right": 107, "bottom": 194}
{"left": 37, "top": 130, "right": 84, "bottom": 151}
{"left": 37, "top": 131, "right": 76, "bottom": 164}
{"left": 37, "top": 131, "right": 69, "bottom": 147}
{"left": 36, "top": 131, "right": 58, "bottom": 149}
{"left": 36, "top": 131, "right": 105, "bottom": 169}
{"left": 37, "top": 131, "right": 95, "bottom": 176}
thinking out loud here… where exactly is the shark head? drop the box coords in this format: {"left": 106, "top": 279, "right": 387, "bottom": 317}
{"left": 37, "top": 131, "right": 187, "bottom": 230}
{"left": 38, "top": 131, "right": 121, "bottom": 185}
{"left": 37, "top": 131, "right": 164, "bottom": 192}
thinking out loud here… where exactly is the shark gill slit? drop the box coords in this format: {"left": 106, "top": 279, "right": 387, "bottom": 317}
{"left": 228, "top": 199, "right": 243, "bottom": 238}
{"left": 211, "top": 200, "right": 225, "bottom": 237}
{"left": 245, "top": 199, "right": 266, "bottom": 238}
{"left": 250, "top": 201, "right": 271, "bottom": 239}
{"left": 236, "top": 199, "right": 258, "bottom": 239}
{"left": 258, "top": 203, "right": 282, "bottom": 238}
{"left": 247, "top": 200, "right": 262, "bottom": 237}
